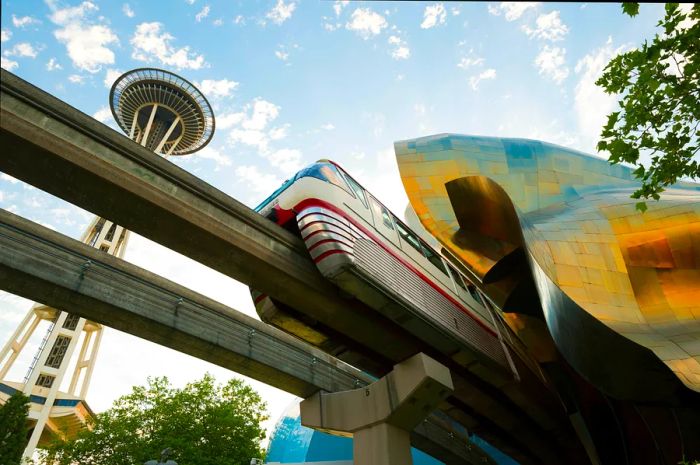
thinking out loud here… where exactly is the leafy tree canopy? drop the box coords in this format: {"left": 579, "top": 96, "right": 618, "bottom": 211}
{"left": 41, "top": 374, "right": 268, "bottom": 465}
{"left": 0, "top": 391, "right": 30, "bottom": 465}
{"left": 596, "top": 3, "right": 699, "bottom": 210}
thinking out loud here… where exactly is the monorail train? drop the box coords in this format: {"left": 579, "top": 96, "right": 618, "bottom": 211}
{"left": 251, "top": 160, "right": 529, "bottom": 378}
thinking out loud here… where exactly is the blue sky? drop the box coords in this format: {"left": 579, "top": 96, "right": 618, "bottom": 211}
{"left": 0, "top": 0, "right": 671, "bottom": 445}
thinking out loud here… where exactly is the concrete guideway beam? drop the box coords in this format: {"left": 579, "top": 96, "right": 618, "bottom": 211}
{"left": 301, "top": 353, "right": 461, "bottom": 465}
{"left": 0, "top": 210, "right": 492, "bottom": 465}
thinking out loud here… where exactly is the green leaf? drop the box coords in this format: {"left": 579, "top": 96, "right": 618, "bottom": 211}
{"left": 622, "top": 2, "right": 640, "bottom": 17}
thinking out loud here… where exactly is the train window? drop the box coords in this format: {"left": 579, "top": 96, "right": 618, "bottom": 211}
{"left": 369, "top": 196, "right": 394, "bottom": 230}
{"left": 467, "top": 284, "right": 483, "bottom": 305}
{"left": 420, "top": 241, "right": 448, "bottom": 276}
{"left": 396, "top": 220, "right": 422, "bottom": 254}
{"left": 382, "top": 209, "right": 394, "bottom": 229}
{"left": 344, "top": 174, "right": 368, "bottom": 208}
{"left": 298, "top": 163, "right": 353, "bottom": 196}
{"left": 447, "top": 265, "right": 467, "bottom": 291}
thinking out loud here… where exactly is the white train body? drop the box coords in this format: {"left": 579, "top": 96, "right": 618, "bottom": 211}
{"left": 253, "top": 160, "right": 511, "bottom": 371}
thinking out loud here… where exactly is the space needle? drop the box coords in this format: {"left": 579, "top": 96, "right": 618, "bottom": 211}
{"left": 0, "top": 68, "right": 215, "bottom": 459}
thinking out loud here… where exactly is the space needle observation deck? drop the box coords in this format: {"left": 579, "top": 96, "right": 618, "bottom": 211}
{"left": 109, "top": 68, "right": 215, "bottom": 155}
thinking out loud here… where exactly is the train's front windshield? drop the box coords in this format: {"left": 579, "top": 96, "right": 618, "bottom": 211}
{"left": 255, "top": 162, "right": 351, "bottom": 211}
{"left": 295, "top": 163, "right": 350, "bottom": 192}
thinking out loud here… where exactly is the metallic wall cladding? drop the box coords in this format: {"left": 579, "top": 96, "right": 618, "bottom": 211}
{"left": 353, "top": 238, "right": 508, "bottom": 368}
{"left": 395, "top": 133, "right": 700, "bottom": 398}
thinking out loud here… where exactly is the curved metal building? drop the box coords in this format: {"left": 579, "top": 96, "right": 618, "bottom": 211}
{"left": 395, "top": 134, "right": 700, "bottom": 465}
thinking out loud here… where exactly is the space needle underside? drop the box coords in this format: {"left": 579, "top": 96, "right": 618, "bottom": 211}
{"left": 110, "top": 68, "right": 214, "bottom": 155}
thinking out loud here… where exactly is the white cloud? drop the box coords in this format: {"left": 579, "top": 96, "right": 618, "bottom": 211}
{"left": 346, "top": 8, "right": 387, "bottom": 39}
{"left": 269, "top": 125, "right": 289, "bottom": 140}
{"left": 229, "top": 129, "right": 268, "bottom": 149}
{"left": 197, "top": 78, "right": 239, "bottom": 98}
{"left": 195, "top": 5, "right": 210, "bottom": 22}
{"left": 0, "top": 56, "right": 19, "bottom": 71}
{"left": 333, "top": 1, "right": 349, "bottom": 16}
{"left": 488, "top": 2, "right": 539, "bottom": 21}
{"left": 68, "top": 74, "right": 85, "bottom": 84}
{"left": 523, "top": 10, "right": 569, "bottom": 41}
{"left": 46, "top": 57, "right": 62, "bottom": 70}
{"left": 1, "top": 173, "right": 20, "bottom": 184}
{"left": 678, "top": 3, "right": 698, "bottom": 30}
{"left": 266, "top": 0, "right": 296, "bottom": 25}
{"left": 217, "top": 112, "right": 246, "bottom": 129}
{"left": 534, "top": 45, "right": 569, "bottom": 84}
{"left": 213, "top": 18, "right": 223, "bottom": 26}
{"left": 235, "top": 165, "right": 284, "bottom": 195}
{"left": 1, "top": 29, "right": 11, "bottom": 42}
{"left": 195, "top": 145, "right": 231, "bottom": 169}
{"left": 226, "top": 99, "right": 282, "bottom": 152}
{"left": 93, "top": 106, "right": 112, "bottom": 122}
{"left": 469, "top": 68, "right": 496, "bottom": 90}
{"left": 244, "top": 100, "right": 280, "bottom": 131}
{"left": 388, "top": 35, "right": 410, "bottom": 60}
{"left": 103, "top": 68, "right": 122, "bottom": 88}
{"left": 275, "top": 49, "right": 289, "bottom": 61}
{"left": 574, "top": 37, "right": 627, "bottom": 151}
{"left": 321, "top": 123, "right": 335, "bottom": 130}
{"left": 269, "top": 148, "right": 302, "bottom": 175}
{"left": 1, "top": 56, "right": 18, "bottom": 71}
{"left": 185, "top": 0, "right": 196, "bottom": 4}
{"left": 234, "top": 15, "right": 246, "bottom": 25}
{"left": 131, "top": 22, "right": 206, "bottom": 70}
{"left": 451, "top": 6, "right": 461, "bottom": 16}
{"left": 48, "top": 0, "right": 119, "bottom": 73}
{"left": 457, "top": 56, "right": 484, "bottom": 69}
{"left": 12, "top": 14, "right": 41, "bottom": 28}
{"left": 49, "top": 1, "right": 119, "bottom": 73}
{"left": 5, "top": 42, "right": 39, "bottom": 58}
{"left": 122, "top": 3, "right": 135, "bottom": 18}
{"left": 421, "top": 3, "right": 446, "bottom": 29}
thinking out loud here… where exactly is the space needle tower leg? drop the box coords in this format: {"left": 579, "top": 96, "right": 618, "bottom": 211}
{"left": 1, "top": 68, "right": 215, "bottom": 460}
{"left": 300, "top": 353, "right": 453, "bottom": 465}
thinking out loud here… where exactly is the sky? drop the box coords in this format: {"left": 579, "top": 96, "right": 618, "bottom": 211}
{"left": 0, "top": 0, "right": 673, "bottom": 447}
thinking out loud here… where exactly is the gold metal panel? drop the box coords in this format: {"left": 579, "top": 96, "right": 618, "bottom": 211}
{"left": 395, "top": 134, "right": 700, "bottom": 393}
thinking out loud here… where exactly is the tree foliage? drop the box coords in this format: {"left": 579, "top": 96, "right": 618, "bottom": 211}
{"left": 0, "top": 391, "right": 31, "bottom": 465}
{"left": 41, "top": 374, "right": 268, "bottom": 465}
{"left": 596, "top": 3, "right": 699, "bottom": 210}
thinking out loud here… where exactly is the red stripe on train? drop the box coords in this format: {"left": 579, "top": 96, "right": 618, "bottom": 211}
{"left": 302, "top": 228, "right": 356, "bottom": 244}
{"left": 313, "top": 249, "right": 350, "bottom": 263}
{"left": 295, "top": 198, "right": 497, "bottom": 338}
{"left": 308, "top": 238, "right": 354, "bottom": 252}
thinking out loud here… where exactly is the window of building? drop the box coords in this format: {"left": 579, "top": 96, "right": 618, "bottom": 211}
{"left": 104, "top": 223, "right": 117, "bottom": 241}
{"left": 62, "top": 314, "right": 81, "bottom": 331}
{"left": 36, "top": 374, "right": 55, "bottom": 388}
{"left": 45, "top": 336, "right": 71, "bottom": 368}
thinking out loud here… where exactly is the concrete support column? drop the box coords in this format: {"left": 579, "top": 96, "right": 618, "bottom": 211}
{"left": 300, "top": 352, "right": 453, "bottom": 465}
